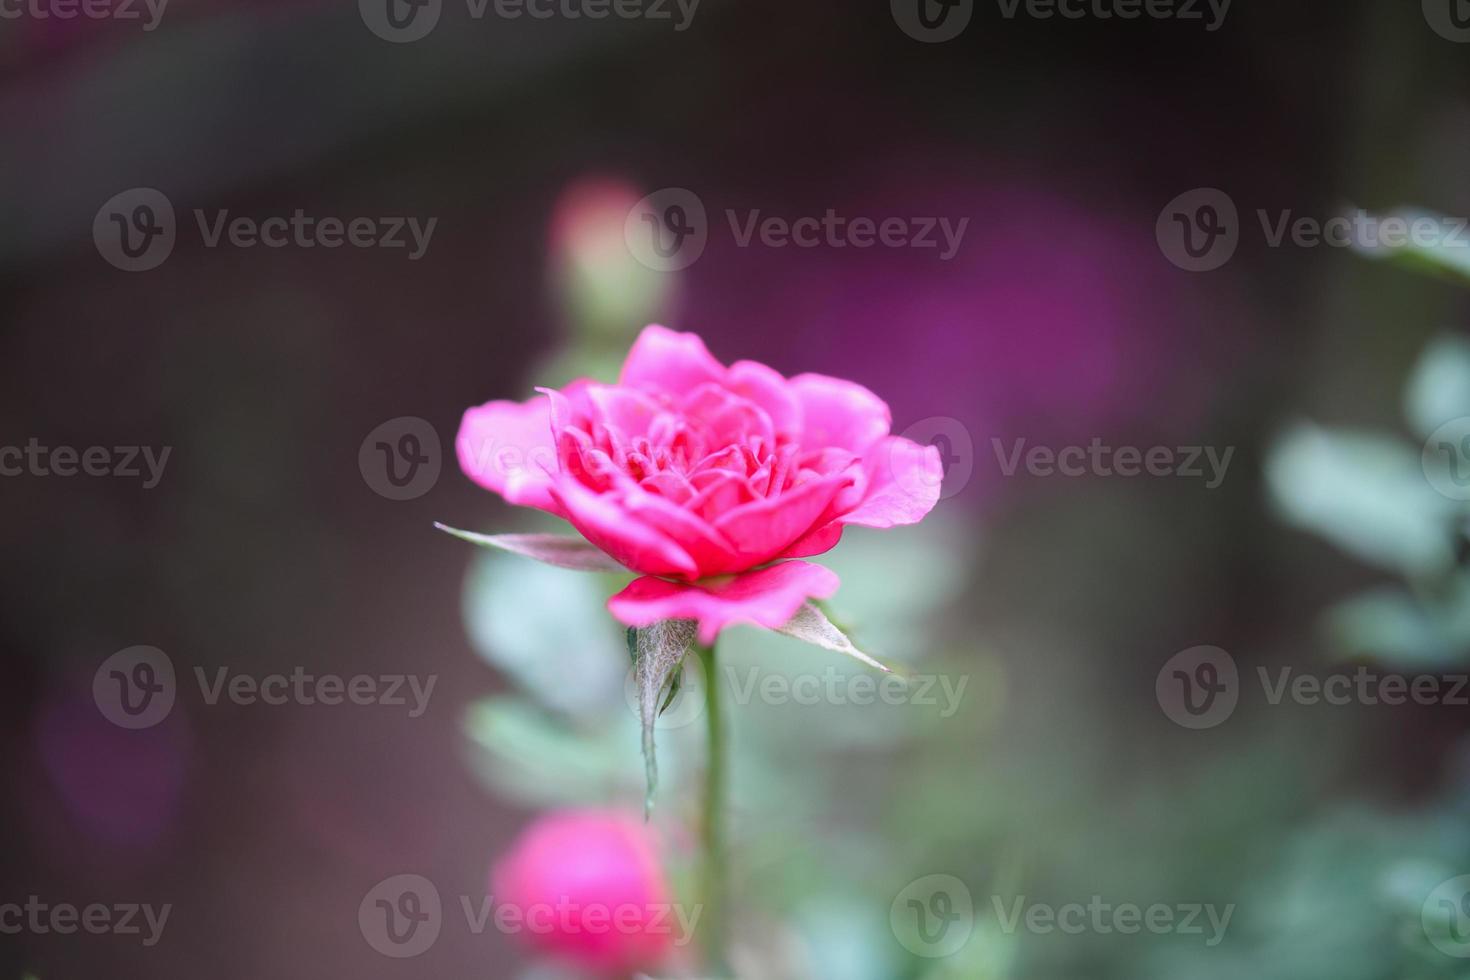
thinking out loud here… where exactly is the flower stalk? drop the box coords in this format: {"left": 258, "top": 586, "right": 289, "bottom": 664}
{"left": 695, "top": 640, "right": 728, "bottom": 972}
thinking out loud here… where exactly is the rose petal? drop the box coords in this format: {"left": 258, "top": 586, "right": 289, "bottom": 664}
{"left": 607, "top": 561, "right": 840, "bottom": 645}
{"left": 455, "top": 397, "right": 563, "bottom": 515}
{"left": 582, "top": 383, "right": 662, "bottom": 440}
{"left": 619, "top": 325, "right": 727, "bottom": 397}
{"left": 681, "top": 382, "right": 776, "bottom": 447}
{"left": 548, "top": 476, "right": 699, "bottom": 578}
{"left": 789, "top": 373, "right": 892, "bottom": 454}
{"left": 618, "top": 486, "right": 743, "bottom": 574}
{"left": 777, "top": 520, "right": 845, "bottom": 560}
{"left": 726, "top": 360, "right": 801, "bottom": 437}
{"left": 713, "top": 470, "right": 854, "bottom": 563}
{"left": 841, "top": 436, "right": 944, "bottom": 528}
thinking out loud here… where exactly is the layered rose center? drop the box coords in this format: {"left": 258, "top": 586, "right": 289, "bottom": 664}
{"left": 545, "top": 382, "right": 860, "bottom": 576}
{"left": 553, "top": 383, "right": 858, "bottom": 519}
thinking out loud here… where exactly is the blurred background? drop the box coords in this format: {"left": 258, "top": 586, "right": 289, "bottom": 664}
{"left": 8, "top": 0, "right": 1470, "bottom": 977}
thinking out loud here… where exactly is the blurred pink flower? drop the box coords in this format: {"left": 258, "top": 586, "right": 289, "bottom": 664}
{"left": 456, "top": 325, "right": 942, "bottom": 643}
{"left": 492, "top": 809, "right": 677, "bottom": 974}
{"left": 548, "top": 177, "right": 643, "bottom": 271}
{"left": 33, "top": 691, "right": 188, "bottom": 849}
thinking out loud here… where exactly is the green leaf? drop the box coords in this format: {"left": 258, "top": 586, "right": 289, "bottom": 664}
{"left": 435, "top": 524, "right": 629, "bottom": 573}
{"left": 1324, "top": 581, "right": 1470, "bottom": 667}
{"left": 632, "top": 619, "right": 697, "bottom": 816}
{"left": 461, "top": 550, "right": 625, "bottom": 716}
{"left": 659, "top": 666, "right": 684, "bottom": 716}
{"left": 1354, "top": 208, "right": 1470, "bottom": 287}
{"left": 1265, "top": 423, "right": 1456, "bottom": 576}
{"left": 775, "top": 602, "right": 898, "bottom": 674}
{"left": 463, "top": 697, "right": 637, "bottom": 806}
{"left": 1405, "top": 334, "right": 1470, "bottom": 441}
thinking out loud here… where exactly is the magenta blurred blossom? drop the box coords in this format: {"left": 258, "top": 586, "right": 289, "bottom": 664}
{"left": 33, "top": 690, "right": 189, "bottom": 849}
{"left": 679, "top": 178, "right": 1234, "bottom": 499}
{"left": 492, "top": 808, "right": 677, "bottom": 974}
{"left": 548, "top": 177, "right": 643, "bottom": 271}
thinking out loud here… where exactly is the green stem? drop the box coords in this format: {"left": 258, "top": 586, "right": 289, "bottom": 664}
{"left": 695, "top": 641, "right": 728, "bottom": 972}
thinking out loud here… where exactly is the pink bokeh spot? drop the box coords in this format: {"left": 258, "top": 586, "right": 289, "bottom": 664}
{"left": 492, "top": 809, "right": 676, "bottom": 975}
{"left": 33, "top": 691, "right": 188, "bottom": 849}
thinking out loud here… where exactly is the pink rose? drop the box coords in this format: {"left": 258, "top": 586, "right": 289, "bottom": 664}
{"left": 456, "top": 325, "right": 942, "bottom": 643}
{"left": 492, "top": 809, "right": 677, "bottom": 974}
